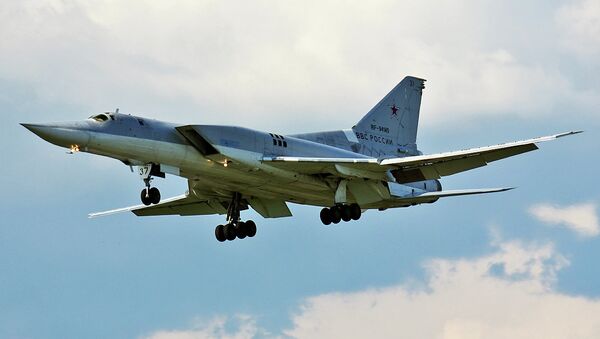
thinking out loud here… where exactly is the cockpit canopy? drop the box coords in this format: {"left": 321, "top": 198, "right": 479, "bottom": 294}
{"left": 89, "top": 113, "right": 112, "bottom": 122}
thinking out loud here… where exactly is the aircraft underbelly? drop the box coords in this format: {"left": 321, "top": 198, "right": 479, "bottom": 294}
{"left": 181, "top": 165, "right": 333, "bottom": 206}
{"left": 84, "top": 133, "right": 407, "bottom": 209}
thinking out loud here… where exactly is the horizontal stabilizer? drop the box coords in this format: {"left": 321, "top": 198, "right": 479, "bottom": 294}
{"left": 389, "top": 187, "right": 514, "bottom": 206}
{"left": 418, "top": 187, "right": 514, "bottom": 198}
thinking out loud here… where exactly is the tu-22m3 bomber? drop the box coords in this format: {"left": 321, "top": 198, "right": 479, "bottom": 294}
{"left": 22, "top": 76, "right": 581, "bottom": 243}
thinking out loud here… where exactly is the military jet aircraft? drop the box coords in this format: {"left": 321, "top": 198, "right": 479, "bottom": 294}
{"left": 22, "top": 76, "right": 580, "bottom": 242}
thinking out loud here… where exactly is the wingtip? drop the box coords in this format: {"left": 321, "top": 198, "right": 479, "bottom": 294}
{"left": 489, "top": 187, "right": 516, "bottom": 193}
{"left": 557, "top": 130, "right": 584, "bottom": 138}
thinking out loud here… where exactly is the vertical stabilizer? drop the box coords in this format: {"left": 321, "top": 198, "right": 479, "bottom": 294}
{"left": 352, "top": 76, "right": 425, "bottom": 157}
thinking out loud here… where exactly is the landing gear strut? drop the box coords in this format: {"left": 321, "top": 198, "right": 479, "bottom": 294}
{"left": 139, "top": 164, "right": 161, "bottom": 206}
{"left": 320, "top": 203, "right": 361, "bottom": 225}
{"left": 215, "top": 192, "right": 257, "bottom": 242}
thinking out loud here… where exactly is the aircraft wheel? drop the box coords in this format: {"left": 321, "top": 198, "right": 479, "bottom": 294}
{"left": 224, "top": 224, "right": 236, "bottom": 241}
{"left": 141, "top": 189, "right": 152, "bottom": 206}
{"left": 320, "top": 208, "right": 332, "bottom": 225}
{"left": 350, "top": 203, "right": 361, "bottom": 220}
{"left": 330, "top": 206, "right": 342, "bottom": 224}
{"left": 236, "top": 222, "right": 247, "bottom": 239}
{"left": 245, "top": 220, "right": 257, "bottom": 237}
{"left": 149, "top": 187, "right": 161, "bottom": 204}
{"left": 215, "top": 225, "right": 226, "bottom": 242}
{"left": 341, "top": 205, "right": 352, "bottom": 222}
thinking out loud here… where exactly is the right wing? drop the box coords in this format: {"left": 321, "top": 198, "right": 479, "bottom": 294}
{"left": 263, "top": 131, "right": 581, "bottom": 182}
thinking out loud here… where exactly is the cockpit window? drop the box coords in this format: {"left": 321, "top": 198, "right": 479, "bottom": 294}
{"left": 89, "top": 114, "right": 110, "bottom": 122}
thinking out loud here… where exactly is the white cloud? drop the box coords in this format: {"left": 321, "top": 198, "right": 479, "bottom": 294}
{"left": 0, "top": 1, "right": 597, "bottom": 131}
{"left": 284, "top": 240, "right": 600, "bottom": 339}
{"left": 283, "top": 240, "right": 586, "bottom": 339}
{"left": 556, "top": 0, "right": 600, "bottom": 57}
{"left": 144, "top": 239, "right": 600, "bottom": 339}
{"left": 141, "top": 315, "right": 261, "bottom": 339}
{"left": 529, "top": 202, "right": 600, "bottom": 237}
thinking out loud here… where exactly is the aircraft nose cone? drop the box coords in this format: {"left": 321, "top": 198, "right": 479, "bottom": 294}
{"left": 21, "top": 122, "right": 90, "bottom": 148}
{"left": 21, "top": 123, "right": 56, "bottom": 139}
{"left": 21, "top": 123, "right": 45, "bottom": 135}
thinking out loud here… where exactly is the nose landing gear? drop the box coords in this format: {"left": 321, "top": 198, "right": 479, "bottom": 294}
{"left": 141, "top": 186, "right": 161, "bottom": 206}
{"left": 139, "top": 164, "right": 161, "bottom": 206}
{"left": 215, "top": 192, "right": 257, "bottom": 242}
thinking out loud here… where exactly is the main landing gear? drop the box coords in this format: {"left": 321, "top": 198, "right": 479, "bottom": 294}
{"left": 320, "top": 203, "right": 361, "bottom": 225}
{"left": 214, "top": 192, "right": 257, "bottom": 242}
{"left": 139, "top": 164, "right": 161, "bottom": 206}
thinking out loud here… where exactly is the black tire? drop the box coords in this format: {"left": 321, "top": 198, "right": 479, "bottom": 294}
{"left": 350, "top": 203, "right": 361, "bottom": 220}
{"left": 320, "top": 208, "right": 332, "bottom": 225}
{"left": 330, "top": 206, "right": 342, "bottom": 224}
{"left": 245, "top": 220, "right": 257, "bottom": 237}
{"left": 215, "top": 225, "right": 226, "bottom": 242}
{"left": 149, "top": 187, "right": 161, "bottom": 204}
{"left": 236, "top": 222, "right": 247, "bottom": 239}
{"left": 341, "top": 205, "right": 352, "bottom": 222}
{"left": 141, "top": 189, "right": 152, "bottom": 206}
{"left": 224, "top": 224, "right": 236, "bottom": 241}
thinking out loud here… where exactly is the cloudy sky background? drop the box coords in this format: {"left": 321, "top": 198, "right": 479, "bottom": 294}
{"left": 1, "top": 0, "right": 599, "bottom": 338}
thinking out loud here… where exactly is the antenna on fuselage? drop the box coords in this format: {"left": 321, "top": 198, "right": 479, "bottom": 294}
{"left": 115, "top": 108, "right": 120, "bottom": 114}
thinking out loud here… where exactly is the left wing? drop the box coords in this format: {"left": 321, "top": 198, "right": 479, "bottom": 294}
{"left": 263, "top": 131, "right": 581, "bottom": 182}
{"left": 89, "top": 191, "right": 292, "bottom": 219}
{"left": 89, "top": 194, "right": 229, "bottom": 218}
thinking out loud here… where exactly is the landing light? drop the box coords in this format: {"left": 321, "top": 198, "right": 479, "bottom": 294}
{"left": 67, "top": 144, "right": 80, "bottom": 154}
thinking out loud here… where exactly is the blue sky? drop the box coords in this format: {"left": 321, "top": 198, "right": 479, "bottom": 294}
{"left": 1, "top": 1, "right": 599, "bottom": 338}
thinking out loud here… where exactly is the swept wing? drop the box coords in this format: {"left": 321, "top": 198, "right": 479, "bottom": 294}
{"left": 90, "top": 187, "right": 292, "bottom": 219}
{"left": 262, "top": 131, "right": 581, "bottom": 182}
{"left": 89, "top": 194, "right": 228, "bottom": 218}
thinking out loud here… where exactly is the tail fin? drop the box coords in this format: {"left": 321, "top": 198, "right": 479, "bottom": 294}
{"left": 352, "top": 76, "right": 425, "bottom": 157}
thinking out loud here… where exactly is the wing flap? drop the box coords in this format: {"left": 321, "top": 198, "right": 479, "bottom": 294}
{"left": 431, "top": 156, "right": 488, "bottom": 177}
{"left": 480, "top": 144, "right": 537, "bottom": 163}
{"left": 248, "top": 197, "right": 292, "bottom": 218}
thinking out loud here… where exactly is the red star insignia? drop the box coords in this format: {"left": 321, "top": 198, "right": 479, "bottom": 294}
{"left": 390, "top": 105, "right": 398, "bottom": 115}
